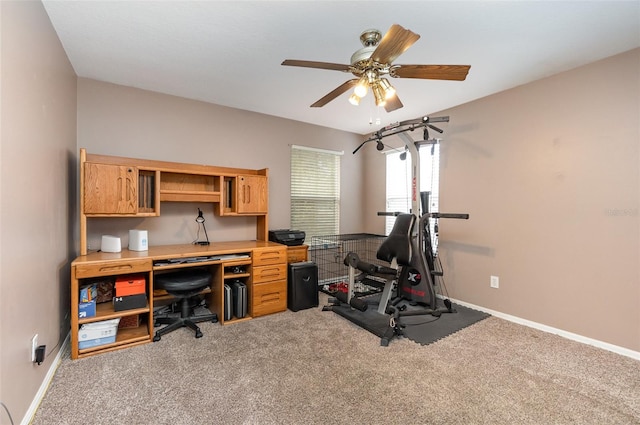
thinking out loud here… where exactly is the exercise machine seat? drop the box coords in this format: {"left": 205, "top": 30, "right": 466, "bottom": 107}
{"left": 343, "top": 213, "right": 415, "bottom": 276}
{"left": 376, "top": 213, "right": 414, "bottom": 266}
{"left": 153, "top": 268, "right": 217, "bottom": 341}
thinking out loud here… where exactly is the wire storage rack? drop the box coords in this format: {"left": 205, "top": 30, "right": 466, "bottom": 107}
{"left": 310, "top": 233, "right": 388, "bottom": 296}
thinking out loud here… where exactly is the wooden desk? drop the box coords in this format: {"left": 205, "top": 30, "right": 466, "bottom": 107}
{"left": 70, "top": 241, "right": 287, "bottom": 359}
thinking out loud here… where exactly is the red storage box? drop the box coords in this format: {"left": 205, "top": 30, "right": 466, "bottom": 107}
{"left": 115, "top": 274, "right": 146, "bottom": 297}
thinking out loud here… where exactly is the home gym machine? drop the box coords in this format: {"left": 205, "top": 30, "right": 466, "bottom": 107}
{"left": 324, "top": 115, "right": 469, "bottom": 346}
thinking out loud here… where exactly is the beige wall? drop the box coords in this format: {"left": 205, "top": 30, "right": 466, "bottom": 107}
{"left": 365, "top": 49, "right": 640, "bottom": 352}
{"left": 0, "top": 1, "right": 77, "bottom": 422}
{"left": 77, "top": 78, "right": 365, "bottom": 249}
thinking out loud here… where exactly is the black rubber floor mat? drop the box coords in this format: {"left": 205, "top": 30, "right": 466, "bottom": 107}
{"left": 329, "top": 294, "right": 490, "bottom": 346}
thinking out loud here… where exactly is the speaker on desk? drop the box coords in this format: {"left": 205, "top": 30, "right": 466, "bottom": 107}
{"left": 288, "top": 262, "right": 319, "bottom": 312}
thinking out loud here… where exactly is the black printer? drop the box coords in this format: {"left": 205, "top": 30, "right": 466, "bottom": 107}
{"left": 269, "top": 229, "right": 306, "bottom": 246}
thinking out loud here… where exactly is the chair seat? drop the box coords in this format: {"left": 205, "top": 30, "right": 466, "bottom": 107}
{"left": 155, "top": 268, "right": 211, "bottom": 294}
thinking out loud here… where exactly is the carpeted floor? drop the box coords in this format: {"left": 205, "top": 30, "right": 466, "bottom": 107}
{"left": 32, "top": 293, "right": 640, "bottom": 425}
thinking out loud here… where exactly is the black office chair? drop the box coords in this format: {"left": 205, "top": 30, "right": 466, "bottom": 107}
{"left": 153, "top": 268, "right": 218, "bottom": 341}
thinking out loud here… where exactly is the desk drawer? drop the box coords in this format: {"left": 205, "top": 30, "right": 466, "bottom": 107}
{"left": 252, "top": 264, "right": 287, "bottom": 283}
{"left": 287, "top": 245, "right": 308, "bottom": 263}
{"left": 75, "top": 259, "right": 152, "bottom": 279}
{"left": 252, "top": 280, "right": 287, "bottom": 317}
{"left": 253, "top": 247, "right": 287, "bottom": 267}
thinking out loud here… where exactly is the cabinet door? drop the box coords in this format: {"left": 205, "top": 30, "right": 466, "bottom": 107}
{"left": 84, "top": 163, "right": 138, "bottom": 214}
{"left": 237, "top": 175, "right": 267, "bottom": 214}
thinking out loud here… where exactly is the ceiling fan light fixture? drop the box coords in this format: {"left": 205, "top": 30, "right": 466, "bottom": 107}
{"left": 372, "top": 83, "right": 386, "bottom": 107}
{"left": 379, "top": 78, "right": 396, "bottom": 99}
{"left": 348, "top": 93, "right": 361, "bottom": 105}
{"left": 354, "top": 77, "right": 369, "bottom": 97}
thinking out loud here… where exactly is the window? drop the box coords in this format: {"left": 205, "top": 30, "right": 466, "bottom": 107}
{"left": 385, "top": 143, "right": 440, "bottom": 241}
{"left": 290, "top": 145, "right": 341, "bottom": 241}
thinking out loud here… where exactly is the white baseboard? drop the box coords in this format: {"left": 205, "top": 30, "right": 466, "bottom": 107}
{"left": 448, "top": 297, "right": 640, "bottom": 361}
{"left": 21, "top": 333, "right": 70, "bottom": 425}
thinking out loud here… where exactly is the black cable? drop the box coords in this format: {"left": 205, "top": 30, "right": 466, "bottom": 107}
{"left": 400, "top": 314, "right": 442, "bottom": 327}
{"left": 43, "top": 336, "right": 62, "bottom": 362}
{"left": 436, "top": 256, "right": 451, "bottom": 300}
{"left": 202, "top": 220, "right": 209, "bottom": 244}
{"left": 192, "top": 224, "right": 201, "bottom": 245}
{"left": 1, "top": 401, "right": 14, "bottom": 425}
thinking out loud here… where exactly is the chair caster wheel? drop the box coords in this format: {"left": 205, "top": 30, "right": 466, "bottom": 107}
{"left": 195, "top": 330, "right": 203, "bottom": 338}
{"left": 153, "top": 334, "right": 161, "bottom": 342}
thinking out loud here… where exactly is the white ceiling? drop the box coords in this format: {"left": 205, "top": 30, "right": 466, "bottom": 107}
{"left": 42, "top": 1, "right": 640, "bottom": 136}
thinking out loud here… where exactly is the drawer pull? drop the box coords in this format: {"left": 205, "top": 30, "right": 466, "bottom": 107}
{"left": 257, "top": 250, "right": 283, "bottom": 258}
{"left": 261, "top": 293, "right": 280, "bottom": 302}
{"left": 258, "top": 267, "right": 281, "bottom": 277}
{"left": 259, "top": 255, "right": 280, "bottom": 261}
{"left": 99, "top": 264, "right": 133, "bottom": 272}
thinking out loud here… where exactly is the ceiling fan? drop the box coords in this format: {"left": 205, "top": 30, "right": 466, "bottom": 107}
{"left": 281, "top": 24, "right": 471, "bottom": 112}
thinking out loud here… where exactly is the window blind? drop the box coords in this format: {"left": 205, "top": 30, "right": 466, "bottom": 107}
{"left": 290, "top": 145, "right": 341, "bottom": 242}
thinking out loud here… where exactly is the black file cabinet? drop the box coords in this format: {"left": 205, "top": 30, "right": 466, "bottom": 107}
{"left": 287, "top": 262, "right": 319, "bottom": 312}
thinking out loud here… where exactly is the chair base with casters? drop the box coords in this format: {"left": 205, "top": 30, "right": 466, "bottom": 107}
{"left": 153, "top": 268, "right": 218, "bottom": 341}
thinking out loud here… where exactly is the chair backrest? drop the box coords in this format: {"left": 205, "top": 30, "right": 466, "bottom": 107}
{"left": 376, "top": 213, "right": 415, "bottom": 266}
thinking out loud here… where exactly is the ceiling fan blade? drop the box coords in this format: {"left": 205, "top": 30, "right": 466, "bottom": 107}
{"left": 371, "top": 24, "right": 420, "bottom": 65}
{"left": 311, "top": 79, "right": 358, "bottom": 107}
{"left": 384, "top": 94, "right": 403, "bottom": 112}
{"left": 392, "top": 64, "right": 471, "bottom": 81}
{"left": 281, "top": 59, "right": 351, "bottom": 72}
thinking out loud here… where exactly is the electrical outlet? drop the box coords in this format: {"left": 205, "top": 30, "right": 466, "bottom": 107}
{"left": 490, "top": 275, "right": 499, "bottom": 289}
{"left": 31, "top": 334, "right": 38, "bottom": 362}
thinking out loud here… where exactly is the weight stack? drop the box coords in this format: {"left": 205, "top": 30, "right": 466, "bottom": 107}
{"left": 288, "top": 262, "right": 319, "bottom": 312}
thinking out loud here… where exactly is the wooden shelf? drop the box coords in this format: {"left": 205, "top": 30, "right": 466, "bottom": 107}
{"left": 223, "top": 272, "right": 250, "bottom": 279}
{"left": 78, "top": 325, "right": 150, "bottom": 356}
{"left": 159, "top": 190, "right": 220, "bottom": 203}
{"left": 222, "top": 316, "right": 252, "bottom": 325}
{"left": 78, "top": 301, "right": 150, "bottom": 325}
